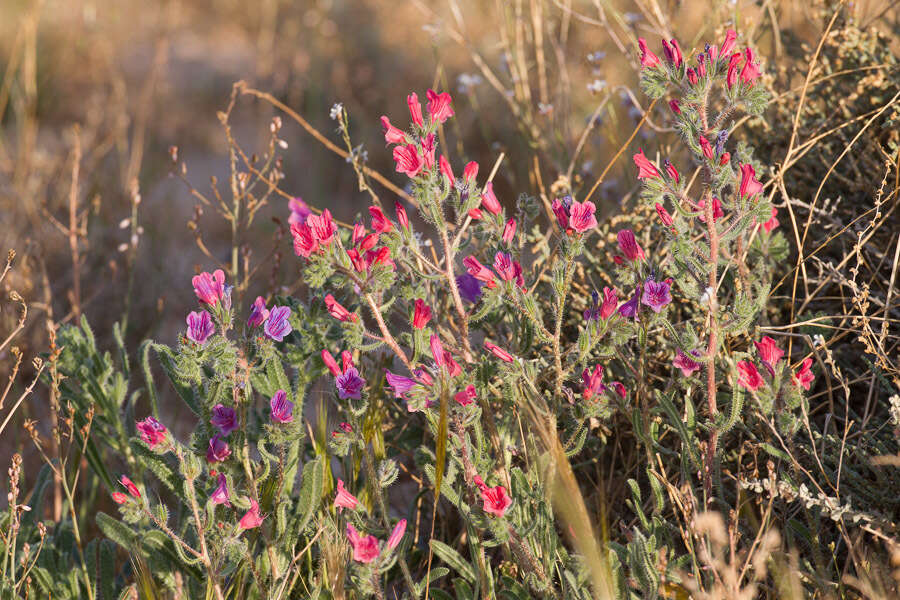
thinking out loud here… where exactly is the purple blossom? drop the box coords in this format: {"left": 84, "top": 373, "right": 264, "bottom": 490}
{"left": 618, "top": 289, "right": 641, "bottom": 319}
{"left": 336, "top": 366, "right": 365, "bottom": 399}
{"left": 247, "top": 296, "right": 269, "bottom": 328}
{"left": 641, "top": 278, "right": 672, "bottom": 313}
{"left": 269, "top": 389, "right": 294, "bottom": 423}
{"left": 192, "top": 269, "right": 226, "bottom": 306}
{"left": 288, "top": 197, "right": 312, "bottom": 226}
{"left": 583, "top": 290, "right": 601, "bottom": 322}
{"left": 456, "top": 273, "right": 483, "bottom": 304}
{"left": 206, "top": 434, "right": 231, "bottom": 463}
{"left": 264, "top": 305, "right": 293, "bottom": 342}
{"left": 673, "top": 350, "right": 702, "bottom": 377}
{"left": 210, "top": 473, "right": 230, "bottom": 505}
{"left": 186, "top": 311, "right": 215, "bottom": 346}
{"left": 210, "top": 404, "right": 238, "bottom": 436}
{"left": 385, "top": 370, "right": 417, "bottom": 398}
{"left": 136, "top": 416, "right": 167, "bottom": 448}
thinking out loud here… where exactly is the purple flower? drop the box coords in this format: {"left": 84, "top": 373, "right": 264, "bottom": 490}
{"left": 583, "top": 290, "right": 601, "bottom": 322}
{"left": 206, "top": 434, "right": 231, "bottom": 463}
{"left": 136, "top": 416, "right": 167, "bottom": 448}
{"left": 456, "top": 273, "right": 483, "bottom": 304}
{"left": 210, "top": 473, "right": 230, "bottom": 505}
{"left": 192, "top": 269, "right": 226, "bottom": 306}
{"left": 186, "top": 311, "right": 215, "bottom": 346}
{"left": 264, "top": 305, "right": 293, "bottom": 342}
{"left": 210, "top": 404, "right": 238, "bottom": 436}
{"left": 269, "top": 389, "right": 294, "bottom": 423}
{"left": 288, "top": 197, "right": 312, "bottom": 226}
{"left": 673, "top": 350, "right": 702, "bottom": 377}
{"left": 641, "top": 278, "right": 672, "bottom": 313}
{"left": 385, "top": 370, "right": 417, "bottom": 398}
{"left": 336, "top": 366, "right": 365, "bottom": 399}
{"left": 618, "top": 289, "right": 641, "bottom": 319}
{"left": 247, "top": 296, "right": 269, "bottom": 328}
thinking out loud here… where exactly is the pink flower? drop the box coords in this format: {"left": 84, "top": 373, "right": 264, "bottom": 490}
{"left": 669, "top": 99, "right": 681, "bottom": 114}
{"left": 661, "top": 38, "right": 683, "bottom": 69}
{"left": 192, "top": 269, "right": 226, "bottom": 306}
{"left": 136, "top": 416, "right": 167, "bottom": 448}
{"left": 264, "top": 305, "right": 293, "bottom": 342}
{"left": 698, "top": 197, "right": 724, "bottom": 223}
{"left": 720, "top": 29, "right": 738, "bottom": 59}
{"left": 380, "top": 116, "right": 406, "bottom": 145}
{"left": 463, "top": 161, "right": 479, "bottom": 185}
{"left": 393, "top": 143, "right": 424, "bottom": 178}
{"left": 288, "top": 197, "right": 312, "bottom": 226}
{"left": 502, "top": 219, "right": 516, "bottom": 244}
{"left": 112, "top": 492, "right": 128, "bottom": 504}
{"left": 336, "top": 367, "right": 365, "bottom": 400}
{"left": 600, "top": 287, "right": 618, "bottom": 320}
{"left": 429, "top": 334, "right": 461, "bottom": 376}
{"left": 699, "top": 135, "right": 714, "bottom": 160}
{"left": 740, "top": 47, "right": 761, "bottom": 84}
{"left": 686, "top": 68, "right": 699, "bottom": 86}
{"left": 720, "top": 152, "right": 731, "bottom": 166}
{"left": 422, "top": 133, "right": 436, "bottom": 169}
{"left": 641, "top": 278, "right": 672, "bottom": 313}
{"left": 655, "top": 203, "right": 674, "bottom": 228}
{"left": 793, "top": 357, "right": 814, "bottom": 390}
{"left": 308, "top": 210, "right": 336, "bottom": 248}
{"left": 407, "top": 92, "right": 424, "bottom": 128}
{"left": 186, "top": 310, "right": 215, "bottom": 346}
{"left": 395, "top": 201, "right": 409, "bottom": 230}
{"left": 638, "top": 38, "right": 660, "bottom": 68}
{"left": 270, "top": 389, "right": 294, "bottom": 423}
{"left": 439, "top": 155, "right": 455, "bottom": 182}
{"left": 665, "top": 160, "right": 680, "bottom": 184}
{"left": 463, "top": 256, "right": 497, "bottom": 287}
{"left": 493, "top": 252, "right": 517, "bottom": 282}
{"left": 481, "top": 484, "right": 513, "bottom": 517}
{"left": 239, "top": 499, "right": 264, "bottom": 529}
{"left": 727, "top": 52, "right": 743, "bottom": 89}
{"left": 754, "top": 336, "right": 784, "bottom": 369}
{"left": 385, "top": 370, "right": 418, "bottom": 399}
{"left": 367, "top": 206, "right": 392, "bottom": 234}
{"left": 210, "top": 473, "right": 230, "bottom": 505}
{"left": 608, "top": 381, "right": 626, "bottom": 399}
{"left": 210, "top": 404, "right": 238, "bottom": 436}
{"left": 426, "top": 89, "right": 454, "bottom": 124}
{"left": 762, "top": 207, "right": 779, "bottom": 233}
{"left": 485, "top": 341, "right": 514, "bottom": 363}
{"left": 206, "top": 434, "right": 231, "bottom": 463}
{"left": 454, "top": 384, "right": 477, "bottom": 406}
{"left": 412, "top": 299, "right": 432, "bottom": 329}
{"left": 322, "top": 349, "right": 342, "bottom": 377}
{"left": 387, "top": 519, "right": 407, "bottom": 550}
{"left": 120, "top": 475, "right": 141, "bottom": 498}
{"left": 617, "top": 229, "right": 645, "bottom": 261}
{"left": 324, "top": 294, "right": 356, "bottom": 322}
{"left": 468, "top": 208, "right": 483, "bottom": 220}
{"left": 551, "top": 198, "right": 569, "bottom": 230}
{"left": 334, "top": 479, "right": 359, "bottom": 511}
{"left": 247, "top": 296, "right": 269, "bottom": 328}
{"left": 346, "top": 524, "right": 379, "bottom": 563}
{"left": 291, "top": 222, "right": 318, "bottom": 258}
{"left": 569, "top": 200, "right": 597, "bottom": 233}
{"left": 633, "top": 149, "right": 659, "bottom": 179}
{"left": 673, "top": 350, "right": 702, "bottom": 377}
{"left": 481, "top": 182, "right": 502, "bottom": 215}
{"left": 737, "top": 360, "right": 764, "bottom": 391}
{"left": 739, "top": 164, "right": 763, "bottom": 199}
{"left": 582, "top": 365, "right": 605, "bottom": 400}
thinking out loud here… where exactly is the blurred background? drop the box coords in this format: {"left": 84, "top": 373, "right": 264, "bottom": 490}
{"left": 1, "top": 0, "right": 898, "bottom": 459}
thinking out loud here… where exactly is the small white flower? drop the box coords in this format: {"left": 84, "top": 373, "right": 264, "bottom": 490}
{"left": 329, "top": 103, "right": 343, "bottom": 120}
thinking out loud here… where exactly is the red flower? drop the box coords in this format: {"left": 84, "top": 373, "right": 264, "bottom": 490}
{"left": 407, "top": 92, "right": 424, "bottom": 128}
{"left": 699, "top": 135, "right": 714, "bottom": 160}
{"left": 324, "top": 294, "right": 356, "bottom": 322}
{"left": 468, "top": 208, "right": 483, "bottom": 220}
{"left": 422, "top": 132, "right": 436, "bottom": 169}
{"left": 393, "top": 143, "right": 424, "bottom": 178}
{"left": 655, "top": 203, "right": 674, "bottom": 228}
{"left": 493, "top": 252, "right": 517, "bottom": 282}
{"left": 380, "top": 116, "right": 406, "bottom": 145}
{"left": 426, "top": 89, "right": 454, "bottom": 124}
{"left": 239, "top": 499, "right": 264, "bottom": 529}
{"left": 463, "top": 256, "right": 496, "bottom": 286}
{"left": 308, "top": 210, "right": 336, "bottom": 248}
{"left": 638, "top": 38, "right": 660, "bottom": 68}
{"left": 665, "top": 160, "right": 680, "bottom": 184}
{"left": 322, "top": 349, "right": 342, "bottom": 377}
{"left": 485, "top": 341, "right": 514, "bottom": 363}
{"left": 395, "top": 201, "right": 409, "bottom": 231}
{"left": 600, "top": 287, "right": 618, "bottom": 320}
{"left": 737, "top": 360, "right": 764, "bottom": 391}
{"left": 617, "top": 229, "right": 645, "bottom": 261}
{"left": 726, "top": 52, "right": 743, "bottom": 89}
{"left": 740, "top": 48, "right": 761, "bottom": 85}
{"left": 686, "top": 67, "right": 698, "bottom": 86}
{"left": 502, "top": 219, "right": 516, "bottom": 244}
{"left": 369, "top": 206, "right": 393, "bottom": 233}
{"left": 739, "top": 164, "right": 763, "bottom": 199}
{"left": 111, "top": 492, "right": 128, "bottom": 504}
{"left": 439, "top": 155, "right": 455, "bottom": 182}
{"left": 582, "top": 364, "right": 605, "bottom": 400}
{"left": 662, "top": 38, "right": 683, "bottom": 69}
{"left": 454, "top": 384, "right": 477, "bottom": 406}
{"left": 481, "top": 484, "right": 513, "bottom": 517}
{"left": 669, "top": 99, "right": 681, "bottom": 114}
{"left": 346, "top": 523, "right": 379, "bottom": 563}
{"left": 412, "top": 299, "right": 432, "bottom": 329}
{"left": 608, "top": 382, "right": 626, "bottom": 398}
{"left": 633, "top": 149, "right": 660, "bottom": 179}
{"left": 120, "top": 475, "right": 141, "bottom": 498}
{"left": 551, "top": 198, "right": 569, "bottom": 230}
{"left": 719, "top": 152, "right": 731, "bottom": 166}
{"left": 463, "top": 161, "right": 479, "bottom": 185}
{"left": 754, "top": 336, "right": 785, "bottom": 368}
{"left": 762, "top": 206, "right": 779, "bottom": 233}
{"left": 480, "top": 182, "right": 502, "bottom": 215}
{"left": 793, "top": 357, "right": 814, "bottom": 390}
{"left": 720, "top": 29, "right": 738, "bottom": 59}
{"left": 698, "top": 197, "right": 724, "bottom": 223}
{"left": 291, "top": 222, "right": 318, "bottom": 258}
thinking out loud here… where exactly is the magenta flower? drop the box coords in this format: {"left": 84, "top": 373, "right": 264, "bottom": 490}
{"left": 754, "top": 336, "right": 784, "bottom": 371}
{"left": 740, "top": 47, "right": 761, "bottom": 84}
{"left": 551, "top": 197, "right": 570, "bottom": 230}
{"left": 480, "top": 182, "right": 502, "bottom": 215}
{"left": 192, "top": 269, "right": 226, "bottom": 306}
{"left": 480, "top": 483, "right": 513, "bottom": 518}
{"left": 239, "top": 499, "right": 264, "bottom": 529}
{"left": 638, "top": 38, "right": 660, "bottom": 68}
{"left": 247, "top": 296, "right": 269, "bottom": 328}
{"left": 502, "top": 219, "right": 516, "bottom": 244}
{"left": 210, "top": 473, "right": 230, "bottom": 505}
{"left": 493, "top": 252, "right": 518, "bottom": 283}
{"left": 665, "top": 160, "right": 680, "bottom": 183}
{"left": 641, "top": 278, "right": 672, "bottom": 313}
{"left": 395, "top": 201, "right": 409, "bottom": 230}
{"left": 726, "top": 52, "right": 743, "bottom": 89}
{"left": 569, "top": 200, "right": 598, "bottom": 233}
{"left": 661, "top": 38, "right": 683, "bottom": 68}
{"left": 739, "top": 164, "right": 763, "bottom": 199}
{"left": 633, "top": 149, "right": 659, "bottom": 179}
{"left": 792, "top": 357, "right": 814, "bottom": 390}
{"left": 291, "top": 222, "right": 318, "bottom": 257}
{"left": 456, "top": 273, "right": 484, "bottom": 303}
{"left": 463, "top": 256, "right": 496, "bottom": 287}
{"left": 325, "top": 294, "right": 357, "bottom": 322}
{"left": 719, "top": 29, "right": 737, "bottom": 58}
{"left": 380, "top": 116, "right": 406, "bottom": 145}
{"left": 485, "top": 341, "right": 514, "bottom": 363}
{"left": 617, "top": 229, "right": 645, "bottom": 261}
{"left": 393, "top": 143, "right": 424, "bottom": 177}
{"left": 369, "top": 206, "right": 393, "bottom": 234}
{"left": 346, "top": 523, "right": 379, "bottom": 563}
{"left": 426, "top": 89, "right": 454, "bottom": 124}
{"left": 264, "top": 305, "right": 292, "bottom": 342}
{"left": 334, "top": 479, "right": 359, "bottom": 511}
{"left": 136, "top": 416, "right": 167, "bottom": 448}
{"left": 454, "top": 385, "right": 477, "bottom": 406}
{"left": 269, "top": 389, "right": 294, "bottom": 423}
{"left": 673, "top": 350, "right": 702, "bottom": 377}
{"left": 737, "top": 360, "right": 764, "bottom": 391}
{"left": 697, "top": 197, "right": 724, "bottom": 223}
{"left": 582, "top": 364, "right": 606, "bottom": 400}
{"left": 699, "top": 135, "right": 714, "bottom": 160}
{"left": 387, "top": 519, "right": 407, "bottom": 550}
{"left": 206, "top": 434, "right": 231, "bottom": 463}
{"left": 308, "top": 210, "right": 336, "bottom": 248}
{"left": 407, "top": 92, "right": 424, "bottom": 128}
{"left": 656, "top": 203, "right": 674, "bottom": 228}
{"left": 608, "top": 381, "right": 627, "bottom": 398}
{"left": 439, "top": 155, "right": 455, "bottom": 182}
{"left": 288, "top": 197, "right": 312, "bottom": 226}
{"left": 336, "top": 366, "right": 365, "bottom": 399}
{"left": 412, "top": 299, "right": 432, "bottom": 329}
{"left": 618, "top": 290, "right": 641, "bottom": 320}
{"left": 762, "top": 207, "right": 780, "bottom": 233}
{"left": 119, "top": 475, "right": 141, "bottom": 498}
{"left": 600, "top": 286, "right": 619, "bottom": 320}
{"left": 385, "top": 370, "right": 418, "bottom": 399}
{"left": 186, "top": 311, "right": 215, "bottom": 346}
{"left": 463, "top": 161, "right": 479, "bottom": 185}
{"left": 210, "top": 404, "right": 238, "bottom": 436}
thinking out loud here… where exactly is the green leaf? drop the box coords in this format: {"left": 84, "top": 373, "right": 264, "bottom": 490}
{"left": 430, "top": 540, "right": 475, "bottom": 583}
{"left": 294, "top": 456, "right": 324, "bottom": 532}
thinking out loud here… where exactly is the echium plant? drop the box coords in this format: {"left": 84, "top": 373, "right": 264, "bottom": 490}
{"left": 633, "top": 30, "right": 812, "bottom": 485}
